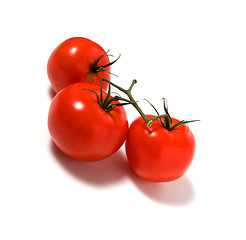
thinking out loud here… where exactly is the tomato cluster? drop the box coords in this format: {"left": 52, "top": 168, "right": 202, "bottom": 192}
{"left": 47, "top": 37, "right": 198, "bottom": 182}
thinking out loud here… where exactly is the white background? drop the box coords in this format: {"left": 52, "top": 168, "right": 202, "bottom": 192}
{"left": 0, "top": 0, "right": 245, "bottom": 239}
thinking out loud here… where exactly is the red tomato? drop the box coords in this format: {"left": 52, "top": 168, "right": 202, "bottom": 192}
{"left": 125, "top": 115, "right": 196, "bottom": 182}
{"left": 48, "top": 83, "right": 128, "bottom": 161}
{"left": 47, "top": 37, "right": 110, "bottom": 93}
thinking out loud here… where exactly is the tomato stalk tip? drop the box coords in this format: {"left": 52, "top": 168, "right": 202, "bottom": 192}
{"left": 102, "top": 78, "right": 149, "bottom": 124}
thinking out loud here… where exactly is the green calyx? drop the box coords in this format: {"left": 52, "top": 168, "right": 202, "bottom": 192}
{"left": 83, "top": 78, "right": 134, "bottom": 113}
{"left": 144, "top": 98, "right": 200, "bottom": 130}
{"left": 89, "top": 50, "right": 121, "bottom": 83}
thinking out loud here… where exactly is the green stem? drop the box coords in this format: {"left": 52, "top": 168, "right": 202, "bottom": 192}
{"left": 90, "top": 52, "right": 121, "bottom": 73}
{"left": 103, "top": 78, "right": 200, "bottom": 130}
{"left": 104, "top": 96, "right": 134, "bottom": 107}
{"left": 83, "top": 78, "right": 136, "bottom": 113}
{"left": 102, "top": 78, "right": 200, "bottom": 130}
{"left": 103, "top": 78, "right": 150, "bottom": 125}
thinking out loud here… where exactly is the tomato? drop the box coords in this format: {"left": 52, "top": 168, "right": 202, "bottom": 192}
{"left": 47, "top": 37, "right": 111, "bottom": 93}
{"left": 125, "top": 115, "right": 196, "bottom": 182}
{"left": 48, "top": 83, "right": 128, "bottom": 161}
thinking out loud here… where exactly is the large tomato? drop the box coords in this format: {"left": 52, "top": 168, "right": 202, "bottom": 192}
{"left": 48, "top": 83, "right": 128, "bottom": 161}
{"left": 125, "top": 115, "right": 196, "bottom": 182}
{"left": 47, "top": 37, "right": 111, "bottom": 93}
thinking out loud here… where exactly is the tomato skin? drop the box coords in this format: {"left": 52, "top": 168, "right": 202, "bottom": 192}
{"left": 47, "top": 37, "right": 110, "bottom": 93}
{"left": 125, "top": 115, "right": 196, "bottom": 182}
{"left": 48, "top": 83, "right": 128, "bottom": 161}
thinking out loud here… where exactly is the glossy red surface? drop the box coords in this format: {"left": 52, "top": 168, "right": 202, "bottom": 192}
{"left": 125, "top": 115, "right": 196, "bottom": 182}
{"left": 47, "top": 37, "right": 110, "bottom": 93}
{"left": 48, "top": 83, "right": 128, "bottom": 161}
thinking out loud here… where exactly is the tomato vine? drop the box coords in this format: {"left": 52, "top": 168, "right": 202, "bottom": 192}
{"left": 102, "top": 78, "right": 199, "bottom": 130}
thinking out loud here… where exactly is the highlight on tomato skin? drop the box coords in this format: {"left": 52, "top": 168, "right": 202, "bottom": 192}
{"left": 125, "top": 115, "right": 196, "bottom": 183}
{"left": 48, "top": 82, "right": 129, "bottom": 161}
{"left": 47, "top": 37, "right": 111, "bottom": 93}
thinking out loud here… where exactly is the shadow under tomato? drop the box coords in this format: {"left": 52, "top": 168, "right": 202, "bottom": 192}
{"left": 50, "top": 140, "right": 195, "bottom": 205}
{"left": 48, "top": 86, "right": 56, "bottom": 100}
{"left": 50, "top": 140, "right": 129, "bottom": 187}
{"left": 128, "top": 168, "right": 195, "bottom": 206}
